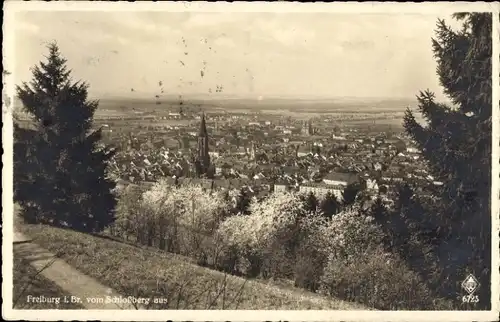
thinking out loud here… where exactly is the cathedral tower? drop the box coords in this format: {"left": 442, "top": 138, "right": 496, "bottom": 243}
{"left": 197, "top": 112, "right": 211, "bottom": 175}
{"left": 250, "top": 142, "right": 256, "bottom": 161}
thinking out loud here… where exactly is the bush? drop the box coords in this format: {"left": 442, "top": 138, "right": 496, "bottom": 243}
{"left": 213, "top": 242, "right": 240, "bottom": 275}
{"left": 115, "top": 180, "right": 231, "bottom": 265}
{"left": 113, "top": 185, "right": 144, "bottom": 242}
{"left": 319, "top": 247, "right": 449, "bottom": 310}
{"left": 216, "top": 191, "right": 306, "bottom": 278}
{"left": 113, "top": 184, "right": 455, "bottom": 310}
{"left": 292, "top": 213, "right": 329, "bottom": 292}
{"left": 318, "top": 205, "right": 386, "bottom": 261}
{"left": 18, "top": 223, "right": 362, "bottom": 309}
{"left": 316, "top": 205, "right": 452, "bottom": 309}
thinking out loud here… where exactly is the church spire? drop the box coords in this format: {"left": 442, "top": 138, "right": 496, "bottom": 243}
{"left": 250, "top": 142, "right": 256, "bottom": 161}
{"left": 196, "top": 112, "right": 211, "bottom": 178}
{"left": 199, "top": 112, "right": 208, "bottom": 136}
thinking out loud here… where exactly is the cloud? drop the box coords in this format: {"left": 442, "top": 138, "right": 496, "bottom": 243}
{"left": 14, "top": 20, "right": 40, "bottom": 34}
{"left": 11, "top": 11, "right": 448, "bottom": 99}
{"left": 250, "top": 16, "right": 316, "bottom": 48}
{"left": 340, "top": 40, "right": 375, "bottom": 51}
{"left": 213, "top": 35, "right": 236, "bottom": 48}
{"left": 183, "top": 13, "right": 242, "bottom": 29}
{"left": 271, "top": 28, "right": 316, "bottom": 47}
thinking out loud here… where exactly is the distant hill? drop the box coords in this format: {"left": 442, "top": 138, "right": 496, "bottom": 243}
{"left": 12, "top": 94, "right": 439, "bottom": 122}
{"left": 95, "top": 96, "right": 421, "bottom": 114}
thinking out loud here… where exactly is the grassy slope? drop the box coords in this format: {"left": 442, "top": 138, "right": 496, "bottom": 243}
{"left": 18, "top": 223, "right": 365, "bottom": 310}
{"left": 13, "top": 249, "right": 85, "bottom": 309}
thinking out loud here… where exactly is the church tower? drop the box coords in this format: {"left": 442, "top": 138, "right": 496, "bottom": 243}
{"left": 301, "top": 121, "right": 308, "bottom": 136}
{"left": 197, "top": 112, "right": 211, "bottom": 175}
{"left": 250, "top": 142, "right": 256, "bottom": 161}
{"left": 308, "top": 120, "right": 314, "bottom": 135}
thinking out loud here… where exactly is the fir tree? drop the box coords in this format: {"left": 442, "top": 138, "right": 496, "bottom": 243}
{"left": 394, "top": 183, "right": 413, "bottom": 214}
{"left": 319, "top": 191, "right": 340, "bottom": 219}
{"left": 236, "top": 188, "right": 251, "bottom": 215}
{"left": 370, "top": 195, "right": 387, "bottom": 223}
{"left": 341, "top": 182, "right": 360, "bottom": 206}
{"left": 14, "top": 43, "right": 117, "bottom": 233}
{"left": 220, "top": 190, "right": 233, "bottom": 220}
{"left": 303, "top": 191, "right": 318, "bottom": 213}
{"left": 403, "top": 13, "right": 491, "bottom": 307}
{"left": 206, "top": 164, "right": 216, "bottom": 180}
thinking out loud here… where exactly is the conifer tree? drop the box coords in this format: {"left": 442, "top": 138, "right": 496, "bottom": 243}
{"left": 403, "top": 13, "right": 491, "bottom": 307}
{"left": 319, "top": 191, "right": 340, "bottom": 219}
{"left": 394, "top": 183, "right": 413, "bottom": 214}
{"left": 370, "top": 195, "right": 387, "bottom": 223}
{"left": 341, "top": 182, "right": 360, "bottom": 206}
{"left": 236, "top": 188, "right": 251, "bottom": 215}
{"left": 304, "top": 191, "right": 319, "bottom": 213}
{"left": 14, "top": 43, "right": 117, "bottom": 233}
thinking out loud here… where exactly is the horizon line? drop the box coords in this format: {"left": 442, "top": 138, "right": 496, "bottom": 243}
{"left": 89, "top": 93, "right": 422, "bottom": 101}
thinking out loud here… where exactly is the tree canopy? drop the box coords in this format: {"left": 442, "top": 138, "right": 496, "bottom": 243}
{"left": 14, "top": 43, "right": 117, "bottom": 233}
{"left": 403, "top": 13, "right": 492, "bottom": 308}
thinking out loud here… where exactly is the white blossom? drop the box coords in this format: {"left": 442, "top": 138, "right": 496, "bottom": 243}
{"left": 217, "top": 191, "right": 306, "bottom": 253}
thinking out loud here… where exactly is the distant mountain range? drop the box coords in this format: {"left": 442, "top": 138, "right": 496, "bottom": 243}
{"left": 95, "top": 92, "right": 418, "bottom": 103}
{"left": 92, "top": 94, "right": 421, "bottom": 110}
{"left": 14, "top": 94, "right": 450, "bottom": 114}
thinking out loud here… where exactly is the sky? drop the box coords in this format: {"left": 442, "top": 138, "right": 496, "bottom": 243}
{"left": 13, "top": 11, "right": 454, "bottom": 100}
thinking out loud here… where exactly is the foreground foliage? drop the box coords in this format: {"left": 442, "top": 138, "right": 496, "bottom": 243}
{"left": 18, "top": 223, "right": 361, "bottom": 310}
{"left": 403, "top": 13, "right": 492, "bottom": 307}
{"left": 113, "top": 182, "right": 453, "bottom": 310}
{"left": 14, "top": 43, "right": 116, "bottom": 233}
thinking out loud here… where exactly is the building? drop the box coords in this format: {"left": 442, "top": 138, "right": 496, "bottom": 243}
{"left": 308, "top": 120, "right": 314, "bottom": 136}
{"left": 365, "top": 178, "right": 379, "bottom": 192}
{"left": 296, "top": 144, "right": 312, "bottom": 157}
{"left": 323, "top": 172, "right": 358, "bottom": 186}
{"left": 301, "top": 120, "right": 314, "bottom": 136}
{"left": 273, "top": 180, "right": 292, "bottom": 193}
{"left": 196, "top": 112, "right": 212, "bottom": 177}
{"left": 274, "top": 184, "right": 289, "bottom": 193}
{"left": 300, "top": 172, "right": 360, "bottom": 200}
{"left": 299, "top": 182, "right": 344, "bottom": 200}
{"left": 208, "top": 151, "right": 220, "bottom": 158}
{"left": 250, "top": 142, "right": 256, "bottom": 161}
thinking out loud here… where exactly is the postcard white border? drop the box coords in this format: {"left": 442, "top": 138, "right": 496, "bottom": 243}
{"left": 2, "top": 1, "right": 499, "bottom": 321}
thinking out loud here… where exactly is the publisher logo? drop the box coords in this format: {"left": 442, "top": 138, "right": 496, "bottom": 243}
{"left": 461, "top": 274, "right": 479, "bottom": 295}
{"left": 461, "top": 274, "right": 480, "bottom": 304}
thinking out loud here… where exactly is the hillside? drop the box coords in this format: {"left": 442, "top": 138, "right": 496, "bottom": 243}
{"left": 17, "top": 222, "right": 366, "bottom": 310}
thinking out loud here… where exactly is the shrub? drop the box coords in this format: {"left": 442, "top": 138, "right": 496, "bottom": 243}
{"left": 316, "top": 205, "right": 452, "bottom": 309}
{"left": 319, "top": 247, "right": 449, "bottom": 310}
{"left": 217, "top": 191, "right": 306, "bottom": 278}
{"left": 114, "top": 185, "right": 144, "bottom": 242}
{"left": 292, "top": 212, "right": 329, "bottom": 292}
{"left": 216, "top": 213, "right": 265, "bottom": 277}
{"left": 116, "top": 180, "right": 231, "bottom": 264}
{"left": 213, "top": 241, "right": 240, "bottom": 275}
{"left": 317, "top": 205, "right": 386, "bottom": 261}
{"left": 113, "top": 184, "right": 454, "bottom": 310}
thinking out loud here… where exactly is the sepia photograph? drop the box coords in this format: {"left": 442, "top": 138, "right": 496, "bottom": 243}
{"left": 2, "top": 1, "right": 499, "bottom": 321}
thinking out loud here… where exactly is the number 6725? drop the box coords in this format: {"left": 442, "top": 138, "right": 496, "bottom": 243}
{"left": 462, "top": 294, "right": 479, "bottom": 303}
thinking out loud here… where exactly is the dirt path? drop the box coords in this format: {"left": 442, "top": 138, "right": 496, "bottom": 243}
{"left": 13, "top": 231, "right": 146, "bottom": 310}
